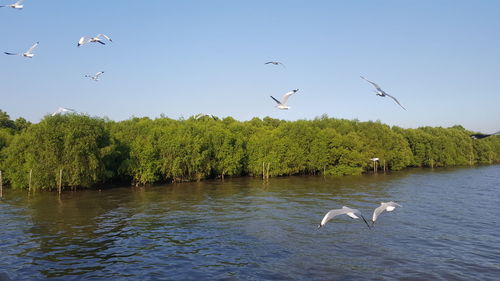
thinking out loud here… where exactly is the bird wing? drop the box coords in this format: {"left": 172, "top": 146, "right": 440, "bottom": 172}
{"left": 384, "top": 93, "right": 406, "bottom": 110}
{"left": 52, "top": 108, "right": 63, "bottom": 116}
{"left": 320, "top": 209, "right": 346, "bottom": 226}
{"left": 360, "top": 76, "right": 383, "bottom": 91}
{"left": 372, "top": 204, "right": 387, "bottom": 222}
{"left": 95, "top": 71, "right": 104, "bottom": 77}
{"left": 386, "top": 201, "right": 402, "bottom": 208}
{"left": 78, "top": 36, "right": 90, "bottom": 46}
{"left": 15, "top": 0, "right": 25, "bottom": 4}
{"left": 97, "top": 34, "right": 112, "bottom": 42}
{"left": 265, "top": 62, "right": 273, "bottom": 64}
{"left": 26, "top": 42, "right": 39, "bottom": 54}
{"left": 270, "top": 96, "right": 282, "bottom": 105}
{"left": 281, "top": 90, "right": 297, "bottom": 105}
{"left": 4, "top": 52, "right": 19, "bottom": 55}
{"left": 342, "top": 206, "right": 361, "bottom": 219}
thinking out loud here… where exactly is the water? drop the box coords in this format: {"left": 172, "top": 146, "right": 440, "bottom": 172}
{"left": 1, "top": 165, "right": 499, "bottom": 280}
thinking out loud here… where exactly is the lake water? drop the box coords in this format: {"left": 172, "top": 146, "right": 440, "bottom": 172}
{"left": 1, "top": 165, "right": 499, "bottom": 280}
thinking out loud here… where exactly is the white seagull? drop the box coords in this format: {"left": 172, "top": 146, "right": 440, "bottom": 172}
{"left": 77, "top": 34, "right": 113, "bottom": 47}
{"left": 371, "top": 201, "right": 402, "bottom": 226}
{"left": 4, "top": 42, "right": 38, "bottom": 58}
{"left": 85, "top": 71, "right": 104, "bottom": 81}
{"left": 318, "top": 206, "right": 371, "bottom": 229}
{"left": 360, "top": 76, "right": 406, "bottom": 110}
{"left": 194, "top": 113, "right": 219, "bottom": 120}
{"left": 265, "top": 61, "right": 286, "bottom": 68}
{"left": 52, "top": 107, "right": 76, "bottom": 116}
{"left": 0, "top": 0, "right": 25, "bottom": 9}
{"left": 270, "top": 89, "right": 299, "bottom": 110}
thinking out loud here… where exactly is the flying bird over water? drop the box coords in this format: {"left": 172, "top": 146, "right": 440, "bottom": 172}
{"left": 4, "top": 42, "right": 38, "bottom": 58}
{"left": 318, "top": 206, "right": 371, "bottom": 229}
{"left": 270, "top": 89, "right": 299, "bottom": 110}
{"left": 371, "top": 201, "right": 402, "bottom": 226}
{"left": 52, "top": 107, "right": 75, "bottom": 116}
{"left": 85, "top": 71, "right": 104, "bottom": 81}
{"left": 78, "top": 34, "right": 113, "bottom": 47}
{"left": 470, "top": 131, "right": 500, "bottom": 139}
{"left": 265, "top": 61, "right": 286, "bottom": 68}
{"left": 0, "top": 0, "right": 25, "bottom": 9}
{"left": 360, "top": 76, "right": 406, "bottom": 110}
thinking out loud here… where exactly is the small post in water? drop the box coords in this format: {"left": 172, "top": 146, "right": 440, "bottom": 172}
{"left": 29, "top": 169, "right": 32, "bottom": 192}
{"left": 58, "top": 169, "right": 63, "bottom": 196}
{"left": 0, "top": 170, "right": 3, "bottom": 199}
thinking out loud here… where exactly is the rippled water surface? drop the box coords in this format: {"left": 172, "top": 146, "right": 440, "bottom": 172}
{"left": 1, "top": 165, "right": 500, "bottom": 280}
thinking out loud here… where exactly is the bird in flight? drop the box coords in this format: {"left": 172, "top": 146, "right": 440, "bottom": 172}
{"left": 318, "top": 206, "right": 371, "bottom": 229}
{"left": 4, "top": 42, "right": 38, "bottom": 58}
{"left": 0, "top": 0, "right": 25, "bottom": 9}
{"left": 85, "top": 71, "right": 105, "bottom": 81}
{"left": 371, "top": 201, "right": 402, "bottom": 226}
{"left": 270, "top": 89, "right": 299, "bottom": 110}
{"left": 52, "top": 107, "right": 75, "bottom": 116}
{"left": 194, "top": 113, "right": 219, "bottom": 120}
{"left": 265, "top": 61, "right": 286, "bottom": 68}
{"left": 470, "top": 131, "right": 500, "bottom": 139}
{"left": 78, "top": 34, "right": 113, "bottom": 47}
{"left": 360, "top": 76, "right": 406, "bottom": 110}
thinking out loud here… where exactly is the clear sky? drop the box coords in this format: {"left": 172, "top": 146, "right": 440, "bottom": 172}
{"left": 1, "top": 0, "right": 499, "bottom": 133}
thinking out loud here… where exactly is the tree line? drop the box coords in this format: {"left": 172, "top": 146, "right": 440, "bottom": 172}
{"left": 1, "top": 110, "right": 499, "bottom": 190}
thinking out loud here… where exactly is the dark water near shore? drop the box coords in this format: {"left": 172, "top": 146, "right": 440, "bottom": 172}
{"left": 1, "top": 166, "right": 500, "bottom": 280}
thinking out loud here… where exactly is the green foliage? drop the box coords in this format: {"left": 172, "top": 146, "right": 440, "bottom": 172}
{"left": 1, "top": 108, "right": 500, "bottom": 189}
{"left": 2, "top": 114, "right": 114, "bottom": 190}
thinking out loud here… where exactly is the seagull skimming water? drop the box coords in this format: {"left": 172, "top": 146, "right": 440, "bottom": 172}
{"left": 270, "top": 89, "right": 299, "bottom": 110}
{"left": 371, "top": 201, "right": 402, "bottom": 226}
{"left": 360, "top": 76, "right": 406, "bottom": 110}
{"left": 318, "top": 206, "right": 371, "bottom": 229}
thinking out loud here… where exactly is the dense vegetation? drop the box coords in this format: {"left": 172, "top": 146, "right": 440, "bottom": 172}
{"left": 1, "top": 110, "right": 499, "bottom": 190}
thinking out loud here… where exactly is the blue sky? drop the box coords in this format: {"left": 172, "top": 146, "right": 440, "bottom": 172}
{"left": 1, "top": 0, "right": 499, "bottom": 133}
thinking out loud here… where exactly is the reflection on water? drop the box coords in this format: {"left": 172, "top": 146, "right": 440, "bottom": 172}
{"left": 1, "top": 166, "right": 499, "bottom": 280}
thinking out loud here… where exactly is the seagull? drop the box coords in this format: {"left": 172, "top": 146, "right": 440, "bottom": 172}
{"left": 77, "top": 34, "right": 112, "bottom": 47}
{"left": 270, "top": 89, "right": 299, "bottom": 110}
{"left": 0, "top": 0, "right": 25, "bottom": 9}
{"left": 85, "top": 71, "right": 104, "bottom": 81}
{"left": 194, "top": 113, "right": 219, "bottom": 120}
{"left": 360, "top": 76, "right": 406, "bottom": 110}
{"left": 4, "top": 42, "right": 38, "bottom": 58}
{"left": 371, "top": 201, "right": 402, "bottom": 226}
{"left": 318, "top": 206, "right": 371, "bottom": 229}
{"left": 52, "top": 107, "right": 75, "bottom": 116}
{"left": 265, "top": 61, "right": 286, "bottom": 68}
{"left": 470, "top": 131, "right": 500, "bottom": 139}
